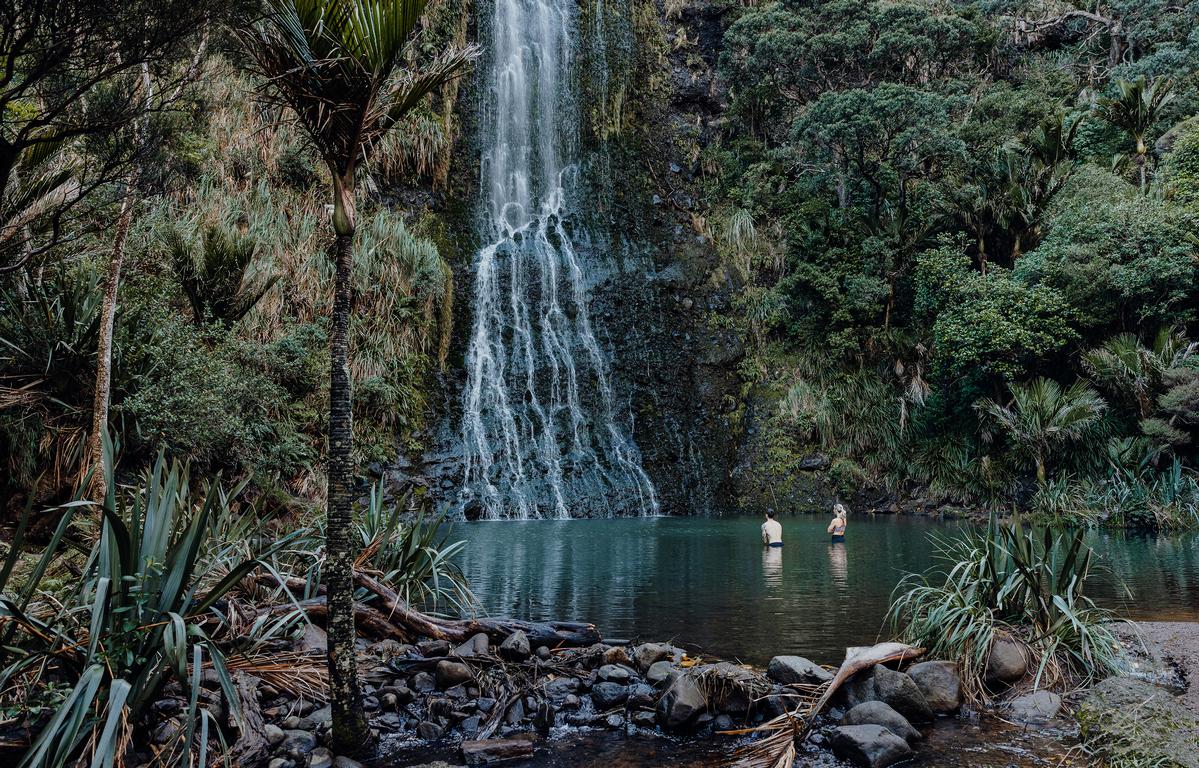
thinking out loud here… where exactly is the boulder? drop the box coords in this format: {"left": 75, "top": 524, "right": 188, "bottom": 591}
{"left": 308, "top": 748, "right": 333, "bottom": 768}
{"left": 831, "top": 724, "right": 914, "bottom": 768}
{"left": 416, "top": 721, "right": 444, "bottom": 740}
{"left": 767, "top": 656, "right": 834, "bottom": 686}
{"left": 1007, "top": 690, "right": 1062, "bottom": 724}
{"left": 1078, "top": 676, "right": 1199, "bottom": 768}
{"left": 646, "top": 660, "right": 675, "bottom": 685}
{"left": 985, "top": 638, "right": 1027, "bottom": 686}
{"left": 633, "top": 643, "right": 673, "bottom": 671}
{"left": 598, "top": 664, "right": 633, "bottom": 684}
{"left": 655, "top": 673, "right": 708, "bottom": 730}
{"left": 906, "top": 661, "right": 962, "bottom": 714}
{"left": 499, "top": 630, "right": 531, "bottom": 661}
{"left": 462, "top": 735, "right": 535, "bottom": 765}
{"left": 436, "top": 660, "right": 473, "bottom": 689}
{"left": 844, "top": 701, "right": 921, "bottom": 743}
{"left": 875, "top": 667, "right": 934, "bottom": 724}
{"left": 591, "top": 682, "right": 629, "bottom": 710}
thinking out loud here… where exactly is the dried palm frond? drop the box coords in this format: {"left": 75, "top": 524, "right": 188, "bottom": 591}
{"left": 223, "top": 651, "right": 328, "bottom": 702}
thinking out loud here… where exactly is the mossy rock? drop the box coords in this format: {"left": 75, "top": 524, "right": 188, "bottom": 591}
{"left": 1077, "top": 676, "right": 1199, "bottom": 767}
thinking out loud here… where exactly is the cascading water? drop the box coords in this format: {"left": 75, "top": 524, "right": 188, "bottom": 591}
{"left": 460, "top": 0, "right": 658, "bottom": 520}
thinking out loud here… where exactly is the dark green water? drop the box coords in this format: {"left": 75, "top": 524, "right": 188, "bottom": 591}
{"left": 452, "top": 514, "right": 1199, "bottom": 666}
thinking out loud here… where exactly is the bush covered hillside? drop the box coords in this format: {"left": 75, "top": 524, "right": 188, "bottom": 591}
{"left": 710, "top": 0, "right": 1199, "bottom": 526}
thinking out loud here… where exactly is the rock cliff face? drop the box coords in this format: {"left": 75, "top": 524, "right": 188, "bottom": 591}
{"left": 412, "top": 0, "right": 757, "bottom": 516}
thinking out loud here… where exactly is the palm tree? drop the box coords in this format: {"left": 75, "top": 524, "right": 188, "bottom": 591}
{"left": 1097, "top": 77, "right": 1174, "bottom": 193}
{"left": 239, "top": 0, "right": 475, "bottom": 753}
{"left": 977, "top": 378, "right": 1107, "bottom": 484}
{"left": 1083, "top": 329, "right": 1195, "bottom": 419}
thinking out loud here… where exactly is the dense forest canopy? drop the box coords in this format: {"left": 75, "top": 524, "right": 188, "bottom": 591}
{"left": 1, "top": 0, "right": 1199, "bottom": 530}
{"left": 710, "top": 0, "right": 1199, "bottom": 526}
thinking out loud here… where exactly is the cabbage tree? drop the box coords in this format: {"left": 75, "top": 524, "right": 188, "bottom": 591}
{"left": 239, "top": 0, "right": 475, "bottom": 752}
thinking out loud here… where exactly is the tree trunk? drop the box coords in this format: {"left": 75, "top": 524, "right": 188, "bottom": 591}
{"left": 326, "top": 223, "right": 371, "bottom": 754}
{"left": 82, "top": 173, "right": 139, "bottom": 499}
{"left": 1035, "top": 454, "right": 1047, "bottom": 484}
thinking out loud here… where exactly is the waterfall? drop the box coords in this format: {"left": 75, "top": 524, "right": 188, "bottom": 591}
{"left": 460, "top": 0, "right": 658, "bottom": 519}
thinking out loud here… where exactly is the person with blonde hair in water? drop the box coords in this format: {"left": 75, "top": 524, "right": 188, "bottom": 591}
{"left": 827, "top": 502, "right": 848, "bottom": 543}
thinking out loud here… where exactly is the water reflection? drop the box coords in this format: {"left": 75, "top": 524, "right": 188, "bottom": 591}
{"left": 827, "top": 542, "right": 848, "bottom": 591}
{"left": 452, "top": 515, "right": 1199, "bottom": 665}
{"left": 762, "top": 545, "right": 783, "bottom": 588}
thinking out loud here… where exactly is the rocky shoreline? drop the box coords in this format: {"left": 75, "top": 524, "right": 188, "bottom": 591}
{"left": 123, "top": 616, "right": 1199, "bottom": 768}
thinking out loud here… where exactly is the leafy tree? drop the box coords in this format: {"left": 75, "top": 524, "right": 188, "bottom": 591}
{"left": 915, "top": 244, "right": 1078, "bottom": 388}
{"left": 239, "top": 0, "right": 475, "bottom": 752}
{"left": 977, "top": 378, "right": 1107, "bottom": 484}
{"left": 166, "top": 222, "right": 279, "bottom": 326}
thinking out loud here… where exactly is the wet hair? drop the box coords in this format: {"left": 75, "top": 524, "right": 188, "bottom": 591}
{"left": 765, "top": 510, "right": 776, "bottom": 519}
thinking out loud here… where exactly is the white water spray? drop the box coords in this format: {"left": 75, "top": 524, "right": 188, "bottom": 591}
{"left": 460, "top": 0, "right": 658, "bottom": 519}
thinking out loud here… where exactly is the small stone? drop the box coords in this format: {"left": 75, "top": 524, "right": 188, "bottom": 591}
{"left": 281, "top": 715, "right": 301, "bottom": 730}
{"left": 714, "top": 714, "right": 734, "bottom": 730}
{"left": 647, "top": 660, "right": 675, "bottom": 685}
{"left": 605, "top": 713, "right": 625, "bottom": 728}
{"left": 280, "top": 730, "right": 317, "bottom": 758}
{"left": 1007, "top": 690, "right": 1062, "bottom": 724}
{"left": 308, "top": 747, "right": 333, "bottom": 768}
{"left": 628, "top": 683, "right": 656, "bottom": 709}
{"left": 562, "top": 694, "right": 580, "bottom": 710}
{"left": 844, "top": 701, "right": 922, "bottom": 743}
{"left": 655, "top": 673, "right": 707, "bottom": 730}
{"left": 603, "top": 646, "right": 631, "bottom": 666}
{"left": 831, "top": 724, "right": 913, "bottom": 768}
{"left": 264, "top": 723, "right": 285, "bottom": 747}
{"left": 418, "top": 639, "right": 451, "bottom": 657}
{"left": 505, "top": 697, "right": 526, "bottom": 725}
{"left": 381, "top": 692, "right": 397, "bottom": 709}
{"left": 598, "top": 664, "right": 632, "bottom": 684}
{"left": 436, "top": 660, "right": 473, "bottom": 689}
{"left": 361, "top": 695, "right": 379, "bottom": 711}
{"left": 499, "top": 631, "right": 531, "bottom": 661}
{"left": 476, "top": 697, "right": 496, "bottom": 714}
{"left": 455, "top": 633, "right": 490, "bottom": 658}
{"left": 152, "top": 719, "right": 182, "bottom": 745}
{"left": 631, "top": 710, "right": 657, "bottom": 728}
{"left": 907, "top": 661, "right": 962, "bottom": 714}
{"left": 413, "top": 671, "right": 436, "bottom": 692}
{"left": 591, "top": 682, "right": 629, "bottom": 710}
{"left": 416, "top": 721, "right": 444, "bottom": 740}
{"left": 333, "top": 757, "right": 364, "bottom": 768}
{"left": 536, "top": 646, "right": 552, "bottom": 660}
{"left": 297, "top": 624, "right": 327, "bottom": 654}
{"left": 633, "top": 643, "right": 672, "bottom": 671}
{"left": 267, "top": 759, "right": 291, "bottom": 768}
{"left": 986, "top": 638, "right": 1028, "bottom": 686}
{"left": 767, "top": 656, "right": 834, "bottom": 686}
{"left": 461, "top": 715, "right": 481, "bottom": 736}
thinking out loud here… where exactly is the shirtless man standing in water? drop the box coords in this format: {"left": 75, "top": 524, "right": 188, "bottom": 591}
{"left": 762, "top": 511, "right": 783, "bottom": 547}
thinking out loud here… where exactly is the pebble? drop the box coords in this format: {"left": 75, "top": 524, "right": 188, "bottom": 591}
{"left": 308, "top": 748, "right": 333, "bottom": 768}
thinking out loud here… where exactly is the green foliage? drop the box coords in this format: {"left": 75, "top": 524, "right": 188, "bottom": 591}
{"left": 889, "top": 518, "right": 1127, "bottom": 700}
{"left": 976, "top": 378, "right": 1107, "bottom": 484}
{"left": 166, "top": 221, "right": 280, "bottom": 326}
{"left": 0, "top": 452, "right": 279, "bottom": 768}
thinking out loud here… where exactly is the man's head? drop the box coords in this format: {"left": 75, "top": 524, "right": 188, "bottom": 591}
{"left": 765, "top": 510, "right": 776, "bottom": 520}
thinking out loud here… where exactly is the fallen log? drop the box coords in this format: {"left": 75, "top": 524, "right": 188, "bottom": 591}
{"left": 259, "top": 597, "right": 409, "bottom": 642}
{"left": 353, "top": 572, "right": 600, "bottom": 648}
